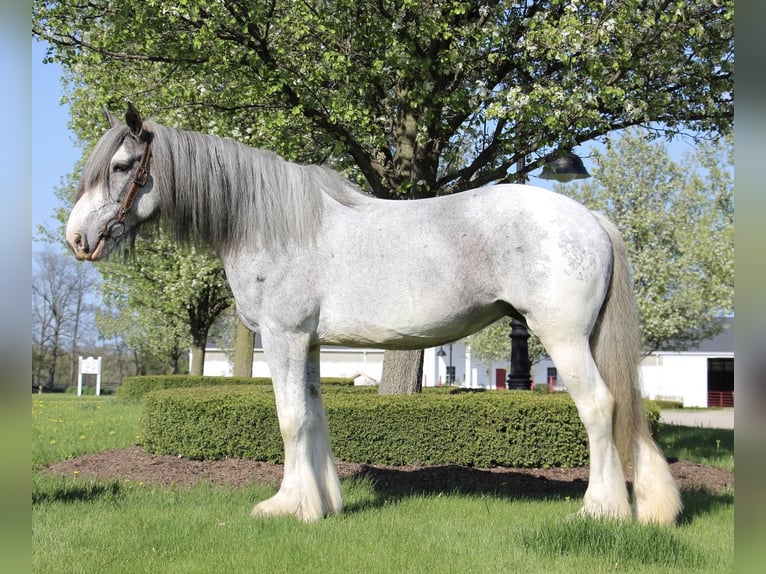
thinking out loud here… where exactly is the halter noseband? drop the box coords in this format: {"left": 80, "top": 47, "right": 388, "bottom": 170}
{"left": 98, "top": 131, "right": 154, "bottom": 241}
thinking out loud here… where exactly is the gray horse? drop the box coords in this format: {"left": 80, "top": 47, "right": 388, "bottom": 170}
{"left": 66, "top": 104, "right": 681, "bottom": 524}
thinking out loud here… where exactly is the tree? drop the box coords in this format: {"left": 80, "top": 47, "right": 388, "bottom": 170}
{"left": 96, "top": 229, "right": 233, "bottom": 375}
{"left": 32, "top": 249, "right": 99, "bottom": 390}
{"left": 34, "top": 0, "right": 733, "bottom": 392}
{"left": 562, "top": 129, "right": 733, "bottom": 352}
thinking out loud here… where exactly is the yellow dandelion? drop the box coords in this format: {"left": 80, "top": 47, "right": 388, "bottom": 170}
{"left": 49, "top": 439, "right": 56, "bottom": 445}
{"left": 79, "top": 435, "right": 86, "bottom": 440}
{"left": 72, "top": 470, "right": 80, "bottom": 476}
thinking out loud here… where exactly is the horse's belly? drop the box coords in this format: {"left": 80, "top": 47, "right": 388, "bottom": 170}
{"left": 316, "top": 297, "right": 509, "bottom": 349}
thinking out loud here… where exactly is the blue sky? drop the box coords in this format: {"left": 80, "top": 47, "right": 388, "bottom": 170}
{"left": 32, "top": 40, "right": 82, "bottom": 239}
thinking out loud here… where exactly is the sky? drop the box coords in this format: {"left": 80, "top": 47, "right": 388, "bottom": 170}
{"left": 32, "top": 40, "right": 82, "bottom": 241}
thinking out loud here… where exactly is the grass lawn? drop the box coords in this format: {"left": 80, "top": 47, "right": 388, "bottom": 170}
{"left": 33, "top": 395, "right": 733, "bottom": 573}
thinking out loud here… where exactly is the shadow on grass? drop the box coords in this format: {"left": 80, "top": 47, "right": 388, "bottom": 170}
{"left": 342, "top": 464, "right": 733, "bottom": 525}
{"left": 678, "top": 488, "right": 734, "bottom": 525}
{"left": 342, "top": 464, "right": 588, "bottom": 514}
{"left": 33, "top": 478, "right": 125, "bottom": 505}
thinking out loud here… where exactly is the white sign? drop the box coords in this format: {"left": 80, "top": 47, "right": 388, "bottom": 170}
{"left": 78, "top": 356, "right": 103, "bottom": 396}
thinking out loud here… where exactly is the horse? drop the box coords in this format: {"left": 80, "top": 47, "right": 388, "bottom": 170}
{"left": 66, "top": 103, "right": 682, "bottom": 524}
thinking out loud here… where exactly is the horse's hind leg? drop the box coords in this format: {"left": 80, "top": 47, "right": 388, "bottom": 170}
{"left": 536, "top": 331, "right": 631, "bottom": 520}
{"left": 252, "top": 332, "right": 342, "bottom": 521}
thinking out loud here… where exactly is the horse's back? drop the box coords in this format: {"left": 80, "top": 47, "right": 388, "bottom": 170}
{"left": 314, "top": 184, "right": 612, "bottom": 346}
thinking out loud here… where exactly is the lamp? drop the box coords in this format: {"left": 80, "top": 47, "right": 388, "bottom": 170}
{"left": 539, "top": 153, "right": 591, "bottom": 183}
{"left": 436, "top": 347, "right": 446, "bottom": 357}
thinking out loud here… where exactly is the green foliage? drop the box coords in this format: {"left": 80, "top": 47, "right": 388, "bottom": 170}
{"left": 327, "top": 391, "right": 591, "bottom": 467}
{"left": 118, "top": 374, "right": 355, "bottom": 398}
{"left": 651, "top": 399, "right": 684, "bottom": 410}
{"left": 34, "top": 0, "right": 732, "bottom": 198}
{"left": 141, "top": 386, "right": 660, "bottom": 467}
{"left": 97, "top": 229, "right": 233, "bottom": 375}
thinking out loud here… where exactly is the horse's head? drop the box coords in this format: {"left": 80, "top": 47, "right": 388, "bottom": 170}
{"left": 66, "top": 103, "right": 158, "bottom": 261}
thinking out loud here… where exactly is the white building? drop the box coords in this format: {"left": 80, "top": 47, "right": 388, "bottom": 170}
{"left": 202, "top": 319, "right": 733, "bottom": 407}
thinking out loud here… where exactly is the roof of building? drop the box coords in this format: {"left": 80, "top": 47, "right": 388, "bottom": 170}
{"left": 657, "top": 317, "right": 733, "bottom": 354}
{"left": 692, "top": 317, "right": 733, "bottom": 353}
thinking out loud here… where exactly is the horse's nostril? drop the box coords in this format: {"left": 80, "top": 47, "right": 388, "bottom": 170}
{"left": 68, "top": 232, "right": 88, "bottom": 255}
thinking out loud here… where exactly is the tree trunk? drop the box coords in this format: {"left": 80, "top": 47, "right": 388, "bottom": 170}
{"left": 47, "top": 326, "right": 61, "bottom": 391}
{"left": 378, "top": 349, "right": 424, "bottom": 395}
{"left": 189, "top": 343, "right": 205, "bottom": 375}
{"left": 69, "top": 301, "right": 81, "bottom": 388}
{"left": 233, "top": 317, "right": 255, "bottom": 378}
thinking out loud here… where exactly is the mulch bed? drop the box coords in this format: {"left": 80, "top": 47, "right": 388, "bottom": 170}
{"left": 43, "top": 446, "right": 733, "bottom": 500}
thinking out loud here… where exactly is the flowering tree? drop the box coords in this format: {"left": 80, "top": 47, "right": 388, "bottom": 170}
{"left": 96, "top": 229, "right": 232, "bottom": 375}
{"left": 35, "top": 0, "right": 733, "bottom": 392}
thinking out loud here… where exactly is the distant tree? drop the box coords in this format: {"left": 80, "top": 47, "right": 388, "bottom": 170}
{"left": 465, "top": 129, "right": 733, "bottom": 361}
{"left": 96, "top": 229, "right": 233, "bottom": 375}
{"left": 564, "top": 130, "right": 733, "bottom": 352}
{"left": 35, "top": 0, "right": 734, "bottom": 393}
{"left": 32, "top": 249, "right": 98, "bottom": 390}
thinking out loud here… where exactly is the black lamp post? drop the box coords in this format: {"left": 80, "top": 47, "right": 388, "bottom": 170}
{"left": 504, "top": 151, "right": 591, "bottom": 391}
{"left": 436, "top": 345, "right": 455, "bottom": 386}
{"left": 506, "top": 318, "right": 532, "bottom": 390}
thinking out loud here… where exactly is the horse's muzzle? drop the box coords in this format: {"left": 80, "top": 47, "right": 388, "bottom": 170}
{"left": 67, "top": 231, "right": 105, "bottom": 261}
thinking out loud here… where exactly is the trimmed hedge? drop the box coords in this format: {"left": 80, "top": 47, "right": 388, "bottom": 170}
{"left": 118, "top": 375, "right": 354, "bottom": 398}
{"left": 141, "top": 386, "right": 660, "bottom": 468}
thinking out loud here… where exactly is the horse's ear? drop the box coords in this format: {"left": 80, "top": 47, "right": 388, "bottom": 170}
{"left": 125, "top": 102, "right": 143, "bottom": 137}
{"left": 102, "top": 106, "right": 121, "bottom": 128}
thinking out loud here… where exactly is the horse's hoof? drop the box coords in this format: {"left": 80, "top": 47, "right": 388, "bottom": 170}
{"left": 251, "top": 494, "right": 325, "bottom": 522}
{"left": 251, "top": 493, "right": 298, "bottom": 518}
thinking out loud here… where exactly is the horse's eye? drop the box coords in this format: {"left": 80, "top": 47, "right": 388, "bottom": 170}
{"left": 113, "top": 164, "right": 130, "bottom": 173}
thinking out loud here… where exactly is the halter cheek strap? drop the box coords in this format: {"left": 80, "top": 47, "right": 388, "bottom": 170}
{"left": 98, "top": 132, "right": 154, "bottom": 241}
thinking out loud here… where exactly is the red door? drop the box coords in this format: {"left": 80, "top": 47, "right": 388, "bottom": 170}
{"left": 495, "top": 369, "right": 506, "bottom": 390}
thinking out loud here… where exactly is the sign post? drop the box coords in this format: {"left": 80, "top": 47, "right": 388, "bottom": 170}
{"left": 78, "top": 356, "right": 103, "bottom": 396}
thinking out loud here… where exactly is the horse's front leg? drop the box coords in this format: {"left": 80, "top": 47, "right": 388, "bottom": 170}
{"left": 251, "top": 332, "right": 342, "bottom": 521}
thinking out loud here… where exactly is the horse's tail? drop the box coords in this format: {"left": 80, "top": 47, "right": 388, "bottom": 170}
{"left": 590, "top": 211, "right": 682, "bottom": 524}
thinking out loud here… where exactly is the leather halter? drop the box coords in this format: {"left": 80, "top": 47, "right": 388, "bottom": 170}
{"left": 97, "top": 131, "right": 154, "bottom": 241}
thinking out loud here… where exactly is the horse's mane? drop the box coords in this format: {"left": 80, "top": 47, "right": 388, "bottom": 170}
{"left": 145, "top": 122, "right": 371, "bottom": 252}
{"left": 82, "top": 120, "right": 371, "bottom": 252}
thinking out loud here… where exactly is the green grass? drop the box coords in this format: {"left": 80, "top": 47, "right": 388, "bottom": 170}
{"left": 32, "top": 395, "right": 142, "bottom": 468}
{"left": 33, "top": 396, "right": 733, "bottom": 573}
{"left": 656, "top": 423, "right": 734, "bottom": 472}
